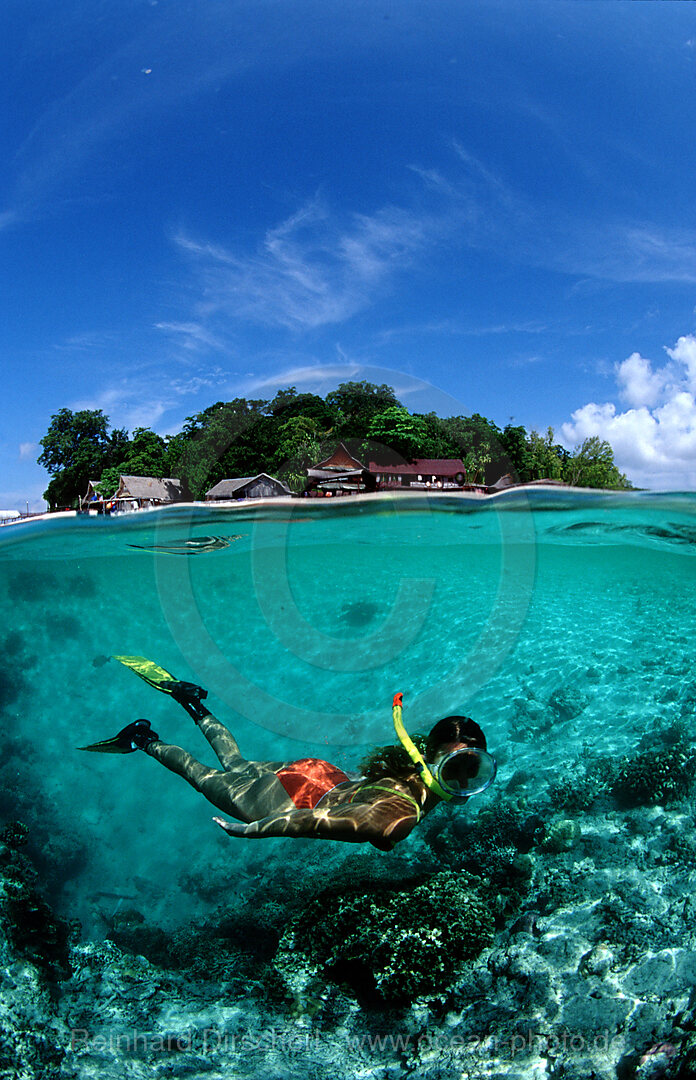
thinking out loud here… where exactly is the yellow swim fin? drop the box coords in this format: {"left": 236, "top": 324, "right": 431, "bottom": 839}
{"left": 112, "top": 655, "right": 180, "bottom": 694}
{"left": 112, "top": 654, "right": 208, "bottom": 717}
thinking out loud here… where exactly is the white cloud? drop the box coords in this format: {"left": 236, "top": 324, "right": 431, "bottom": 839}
{"left": 562, "top": 334, "right": 696, "bottom": 489}
{"left": 19, "top": 442, "right": 38, "bottom": 460}
{"left": 72, "top": 385, "right": 171, "bottom": 432}
{"left": 154, "top": 321, "right": 224, "bottom": 352}
{"left": 71, "top": 366, "right": 228, "bottom": 433}
{"left": 665, "top": 334, "right": 696, "bottom": 392}
{"left": 615, "top": 351, "right": 669, "bottom": 408}
{"left": 174, "top": 196, "right": 439, "bottom": 331}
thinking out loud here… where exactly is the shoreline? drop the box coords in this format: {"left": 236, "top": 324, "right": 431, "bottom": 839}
{"left": 0, "top": 483, "right": 669, "bottom": 530}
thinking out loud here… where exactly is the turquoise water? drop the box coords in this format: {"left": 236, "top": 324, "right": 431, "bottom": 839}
{"left": 1, "top": 489, "right": 695, "bottom": 934}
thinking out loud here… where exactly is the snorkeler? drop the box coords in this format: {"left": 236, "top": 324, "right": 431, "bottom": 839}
{"left": 80, "top": 657, "right": 496, "bottom": 851}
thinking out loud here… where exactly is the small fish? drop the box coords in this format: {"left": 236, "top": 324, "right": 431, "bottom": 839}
{"left": 92, "top": 654, "right": 111, "bottom": 668}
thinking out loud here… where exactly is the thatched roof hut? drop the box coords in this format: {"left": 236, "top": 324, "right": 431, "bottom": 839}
{"left": 111, "top": 475, "right": 184, "bottom": 508}
{"left": 205, "top": 474, "right": 291, "bottom": 500}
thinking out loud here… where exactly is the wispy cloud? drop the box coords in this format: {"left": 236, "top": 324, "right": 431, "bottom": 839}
{"left": 71, "top": 365, "right": 228, "bottom": 433}
{"left": 236, "top": 356, "right": 468, "bottom": 417}
{"left": 18, "top": 442, "right": 37, "bottom": 460}
{"left": 174, "top": 196, "right": 441, "bottom": 332}
{"left": 154, "top": 321, "right": 225, "bottom": 352}
{"left": 169, "top": 138, "right": 696, "bottom": 351}
{"left": 378, "top": 317, "right": 549, "bottom": 342}
{"left": 53, "top": 331, "right": 115, "bottom": 353}
{"left": 559, "top": 224, "right": 696, "bottom": 286}
{"left": 0, "top": 210, "right": 18, "bottom": 233}
{"left": 239, "top": 362, "right": 362, "bottom": 397}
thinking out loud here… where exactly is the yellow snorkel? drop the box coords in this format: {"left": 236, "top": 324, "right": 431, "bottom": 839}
{"left": 392, "top": 692, "right": 453, "bottom": 801}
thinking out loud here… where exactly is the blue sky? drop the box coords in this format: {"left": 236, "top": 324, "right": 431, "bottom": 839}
{"left": 3, "top": 0, "right": 696, "bottom": 507}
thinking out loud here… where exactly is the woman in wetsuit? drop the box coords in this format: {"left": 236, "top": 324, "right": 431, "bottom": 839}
{"left": 81, "top": 658, "right": 496, "bottom": 851}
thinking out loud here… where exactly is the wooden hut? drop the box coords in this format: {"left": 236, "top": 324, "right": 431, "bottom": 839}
{"left": 109, "top": 475, "right": 184, "bottom": 511}
{"left": 205, "top": 474, "right": 291, "bottom": 501}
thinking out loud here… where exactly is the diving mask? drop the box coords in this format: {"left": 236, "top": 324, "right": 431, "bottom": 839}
{"left": 391, "top": 692, "right": 497, "bottom": 803}
{"left": 433, "top": 746, "right": 497, "bottom": 800}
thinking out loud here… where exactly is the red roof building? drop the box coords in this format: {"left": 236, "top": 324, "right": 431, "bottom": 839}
{"left": 368, "top": 459, "right": 468, "bottom": 487}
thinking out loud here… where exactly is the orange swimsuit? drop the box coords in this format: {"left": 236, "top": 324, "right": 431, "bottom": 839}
{"left": 276, "top": 758, "right": 350, "bottom": 809}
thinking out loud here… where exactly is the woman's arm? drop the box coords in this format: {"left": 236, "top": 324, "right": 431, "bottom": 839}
{"left": 213, "top": 797, "right": 419, "bottom": 851}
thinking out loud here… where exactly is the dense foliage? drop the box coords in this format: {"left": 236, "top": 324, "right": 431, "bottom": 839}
{"left": 37, "top": 381, "right": 632, "bottom": 507}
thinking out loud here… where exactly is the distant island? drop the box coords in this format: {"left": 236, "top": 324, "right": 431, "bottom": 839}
{"left": 37, "top": 381, "right": 632, "bottom": 510}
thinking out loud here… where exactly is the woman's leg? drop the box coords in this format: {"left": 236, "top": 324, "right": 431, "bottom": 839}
{"left": 145, "top": 738, "right": 295, "bottom": 822}
{"left": 195, "top": 712, "right": 245, "bottom": 771}
{"left": 193, "top": 710, "right": 287, "bottom": 776}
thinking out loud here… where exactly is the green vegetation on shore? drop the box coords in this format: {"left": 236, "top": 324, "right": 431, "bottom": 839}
{"left": 37, "top": 381, "right": 631, "bottom": 507}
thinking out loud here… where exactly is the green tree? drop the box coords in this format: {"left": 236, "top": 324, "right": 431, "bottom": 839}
{"left": 273, "top": 416, "right": 323, "bottom": 491}
{"left": 499, "top": 424, "right": 528, "bottom": 481}
{"left": 97, "top": 427, "right": 171, "bottom": 499}
{"left": 38, "top": 408, "right": 117, "bottom": 508}
{"left": 416, "top": 412, "right": 460, "bottom": 459}
{"left": 525, "top": 427, "right": 567, "bottom": 481}
{"left": 268, "top": 386, "right": 337, "bottom": 430}
{"left": 367, "top": 405, "right": 429, "bottom": 461}
{"left": 326, "top": 381, "right": 400, "bottom": 439}
{"left": 169, "top": 398, "right": 271, "bottom": 499}
{"left": 564, "top": 436, "right": 631, "bottom": 489}
{"left": 95, "top": 467, "right": 122, "bottom": 500}
{"left": 438, "top": 413, "right": 508, "bottom": 483}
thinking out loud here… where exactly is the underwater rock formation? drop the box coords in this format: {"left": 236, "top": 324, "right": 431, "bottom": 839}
{"left": 0, "top": 825, "right": 74, "bottom": 981}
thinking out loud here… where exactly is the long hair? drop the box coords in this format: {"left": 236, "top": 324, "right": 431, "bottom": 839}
{"left": 359, "top": 716, "right": 486, "bottom": 781}
{"left": 359, "top": 735, "right": 429, "bottom": 781}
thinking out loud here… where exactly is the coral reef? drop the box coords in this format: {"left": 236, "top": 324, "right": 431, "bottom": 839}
{"left": 426, "top": 800, "right": 545, "bottom": 899}
{"left": 611, "top": 742, "right": 695, "bottom": 808}
{"left": 549, "top": 686, "right": 589, "bottom": 722}
{"left": 276, "top": 872, "right": 495, "bottom": 1004}
{"left": 0, "top": 828, "right": 75, "bottom": 982}
{"left": 547, "top": 747, "right": 618, "bottom": 812}
{"left": 541, "top": 818, "right": 581, "bottom": 853}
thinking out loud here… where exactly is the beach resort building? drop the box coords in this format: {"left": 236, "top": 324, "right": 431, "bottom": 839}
{"left": 305, "top": 444, "right": 377, "bottom": 495}
{"left": 367, "top": 458, "right": 469, "bottom": 489}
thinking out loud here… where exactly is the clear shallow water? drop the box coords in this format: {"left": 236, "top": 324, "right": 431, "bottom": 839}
{"left": 1, "top": 489, "right": 695, "bottom": 930}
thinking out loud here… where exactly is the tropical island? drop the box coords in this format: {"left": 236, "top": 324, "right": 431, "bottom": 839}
{"left": 37, "top": 381, "right": 631, "bottom": 510}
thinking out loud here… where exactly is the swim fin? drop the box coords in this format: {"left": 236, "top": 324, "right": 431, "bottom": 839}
{"left": 112, "top": 655, "right": 207, "bottom": 706}
{"left": 79, "top": 719, "right": 159, "bottom": 754}
{"left": 112, "top": 655, "right": 180, "bottom": 692}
